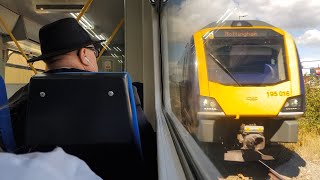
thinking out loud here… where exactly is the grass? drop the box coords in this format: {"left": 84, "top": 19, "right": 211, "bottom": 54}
{"left": 285, "top": 80, "right": 320, "bottom": 162}
{"left": 284, "top": 119, "right": 320, "bottom": 161}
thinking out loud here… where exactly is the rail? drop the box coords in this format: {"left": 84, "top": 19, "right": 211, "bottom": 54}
{"left": 76, "top": 0, "right": 94, "bottom": 21}
{"left": 258, "top": 160, "right": 285, "bottom": 180}
{"left": 96, "top": 17, "right": 124, "bottom": 62}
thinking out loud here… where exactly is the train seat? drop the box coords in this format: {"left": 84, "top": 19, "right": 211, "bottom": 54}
{"left": 24, "top": 72, "right": 144, "bottom": 179}
{"left": 0, "top": 75, "right": 16, "bottom": 152}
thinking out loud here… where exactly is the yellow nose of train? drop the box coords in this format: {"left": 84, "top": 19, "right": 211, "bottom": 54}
{"left": 209, "top": 81, "right": 292, "bottom": 117}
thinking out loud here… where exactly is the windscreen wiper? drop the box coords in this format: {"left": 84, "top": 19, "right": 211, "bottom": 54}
{"left": 208, "top": 53, "right": 241, "bottom": 86}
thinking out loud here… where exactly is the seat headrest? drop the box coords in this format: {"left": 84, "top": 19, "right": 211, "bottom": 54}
{"left": 25, "top": 72, "right": 141, "bottom": 152}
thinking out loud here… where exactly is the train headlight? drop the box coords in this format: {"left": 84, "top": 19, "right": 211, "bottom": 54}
{"left": 281, "top": 96, "right": 303, "bottom": 112}
{"left": 289, "top": 99, "right": 299, "bottom": 107}
{"left": 199, "top": 96, "right": 222, "bottom": 112}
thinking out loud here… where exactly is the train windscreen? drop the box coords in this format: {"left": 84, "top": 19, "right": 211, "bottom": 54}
{"left": 204, "top": 29, "right": 287, "bottom": 86}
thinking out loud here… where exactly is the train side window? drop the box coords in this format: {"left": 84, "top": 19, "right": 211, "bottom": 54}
{"left": 277, "top": 48, "right": 286, "bottom": 80}
{"left": 160, "top": 0, "right": 308, "bottom": 179}
{"left": 187, "top": 41, "right": 196, "bottom": 82}
{"left": 160, "top": 0, "right": 224, "bottom": 179}
{"left": 182, "top": 43, "right": 189, "bottom": 81}
{"left": 4, "top": 51, "right": 46, "bottom": 98}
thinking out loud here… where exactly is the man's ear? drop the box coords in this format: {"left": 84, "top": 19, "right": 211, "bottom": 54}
{"left": 78, "top": 48, "right": 90, "bottom": 66}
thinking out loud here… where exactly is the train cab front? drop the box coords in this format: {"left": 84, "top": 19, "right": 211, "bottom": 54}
{"left": 185, "top": 20, "right": 306, "bottom": 162}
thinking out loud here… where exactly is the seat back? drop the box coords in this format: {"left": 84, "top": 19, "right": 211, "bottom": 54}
{"left": 0, "top": 75, "right": 16, "bottom": 152}
{"left": 25, "top": 72, "right": 143, "bottom": 179}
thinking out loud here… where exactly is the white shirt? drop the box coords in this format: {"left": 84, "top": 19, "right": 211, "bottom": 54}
{"left": 0, "top": 147, "right": 102, "bottom": 180}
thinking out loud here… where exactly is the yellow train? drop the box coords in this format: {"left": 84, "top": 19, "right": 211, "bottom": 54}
{"left": 179, "top": 20, "right": 305, "bottom": 160}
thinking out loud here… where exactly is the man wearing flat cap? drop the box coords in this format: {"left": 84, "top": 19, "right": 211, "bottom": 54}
{"left": 8, "top": 18, "right": 156, "bottom": 177}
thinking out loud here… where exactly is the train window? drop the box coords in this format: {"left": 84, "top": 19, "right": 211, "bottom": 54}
{"left": 204, "top": 35, "right": 288, "bottom": 85}
{"left": 160, "top": 0, "right": 314, "bottom": 179}
{"left": 5, "top": 51, "right": 46, "bottom": 84}
{"left": 4, "top": 51, "right": 46, "bottom": 97}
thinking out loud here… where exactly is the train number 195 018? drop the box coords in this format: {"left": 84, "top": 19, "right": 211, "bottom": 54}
{"left": 267, "top": 91, "right": 290, "bottom": 97}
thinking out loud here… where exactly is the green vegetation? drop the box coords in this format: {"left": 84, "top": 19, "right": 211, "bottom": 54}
{"left": 300, "top": 75, "right": 320, "bottom": 134}
{"left": 285, "top": 75, "right": 320, "bottom": 161}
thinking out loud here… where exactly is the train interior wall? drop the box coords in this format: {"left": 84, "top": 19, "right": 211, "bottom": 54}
{"left": 0, "top": 0, "right": 157, "bottom": 130}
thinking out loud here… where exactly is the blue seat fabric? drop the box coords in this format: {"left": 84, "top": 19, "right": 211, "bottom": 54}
{"left": 0, "top": 75, "right": 16, "bottom": 152}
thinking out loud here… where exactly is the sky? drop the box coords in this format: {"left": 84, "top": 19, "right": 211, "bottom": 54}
{"left": 165, "top": 0, "right": 320, "bottom": 73}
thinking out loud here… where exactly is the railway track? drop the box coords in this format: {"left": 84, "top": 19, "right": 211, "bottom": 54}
{"left": 213, "top": 148, "right": 289, "bottom": 180}
{"left": 258, "top": 160, "right": 285, "bottom": 180}
{"left": 232, "top": 159, "right": 286, "bottom": 180}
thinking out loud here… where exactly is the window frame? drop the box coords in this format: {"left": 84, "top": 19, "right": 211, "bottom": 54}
{"left": 157, "top": 1, "right": 223, "bottom": 179}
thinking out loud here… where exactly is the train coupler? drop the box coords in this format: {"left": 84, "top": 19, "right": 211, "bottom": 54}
{"left": 238, "top": 124, "right": 265, "bottom": 151}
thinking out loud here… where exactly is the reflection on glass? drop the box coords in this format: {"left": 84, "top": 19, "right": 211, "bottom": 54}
{"left": 162, "top": 0, "right": 308, "bottom": 169}
{"left": 204, "top": 28, "right": 287, "bottom": 86}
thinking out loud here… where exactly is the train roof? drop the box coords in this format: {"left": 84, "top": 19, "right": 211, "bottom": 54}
{"left": 202, "top": 20, "right": 274, "bottom": 29}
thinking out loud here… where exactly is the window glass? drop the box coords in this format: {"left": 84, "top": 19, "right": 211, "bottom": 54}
{"left": 4, "top": 51, "right": 46, "bottom": 98}
{"left": 5, "top": 51, "right": 46, "bottom": 84}
{"left": 204, "top": 30, "right": 287, "bottom": 85}
{"left": 161, "top": 0, "right": 319, "bottom": 178}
